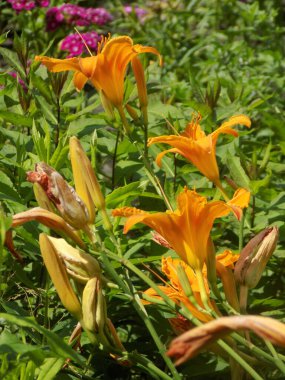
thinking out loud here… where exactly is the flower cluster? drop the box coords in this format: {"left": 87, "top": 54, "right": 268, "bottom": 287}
{"left": 60, "top": 32, "right": 101, "bottom": 57}
{"left": 46, "top": 4, "right": 112, "bottom": 31}
{"left": 7, "top": 0, "right": 49, "bottom": 12}
{"left": 124, "top": 4, "right": 148, "bottom": 20}
{"left": 8, "top": 71, "right": 27, "bottom": 91}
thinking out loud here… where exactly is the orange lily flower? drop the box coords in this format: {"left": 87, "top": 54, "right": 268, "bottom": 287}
{"left": 143, "top": 256, "right": 212, "bottom": 323}
{"left": 35, "top": 35, "right": 161, "bottom": 108}
{"left": 216, "top": 249, "right": 239, "bottom": 269}
{"left": 112, "top": 187, "right": 249, "bottom": 271}
{"left": 148, "top": 114, "right": 251, "bottom": 184}
{"left": 143, "top": 252, "right": 239, "bottom": 329}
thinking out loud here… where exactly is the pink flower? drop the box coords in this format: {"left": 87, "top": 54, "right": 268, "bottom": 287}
{"left": 60, "top": 32, "right": 101, "bottom": 57}
{"left": 46, "top": 4, "right": 112, "bottom": 32}
{"left": 7, "top": 0, "right": 49, "bottom": 12}
{"left": 124, "top": 4, "right": 148, "bottom": 20}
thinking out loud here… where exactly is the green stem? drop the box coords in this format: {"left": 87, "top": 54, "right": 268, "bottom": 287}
{"left": 128, "top": 351, "right": 174, "bottom": 380}
{"left": 195, "top": 269, "right": 212, "bottom": 313}
{"left": 117, "top": 105, "right": 131, "bottom": 134}
{"left": 214, "top": 179, "right": 230, "bottom": 201}
{"left": 142, "top": 105, "right": 149, "bottom": 159}
{"left": 218, "top": 340, "right": 263, "bottom": 380}
{"left": 232, "top": 332, "right": 283, "bottom": 364}
{"left": 116, "top": 104, "right": 172, "bottom": 210}
{"left": 98, "top": 251, "right": 181, "bottom": 379}
{"left": 112, "top": 129, "right": 120, "bottom": 190}
{"left": 100, "top": 248, "right": 280, "bottom": 378}
{"left": 239, "top": 211, "right": 246, "bottom": 251}
{"left": 264, "top": 340, "right": 285, "bottom": 374}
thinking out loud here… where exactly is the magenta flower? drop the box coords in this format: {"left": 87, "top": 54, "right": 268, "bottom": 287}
{"left": 60, "top": 31, "right": 101, "bottom": 57}
{"left": 124, "top": 4, "right": 148, "bottom": 20}
{"left": 46, "top": 4, "right": 112, "bottom": 31}
{"left": 8, "top": 72, "right": 28, "bottom": 91}
{"left": 7, "top": 0, "right": 49, "bottom": 12}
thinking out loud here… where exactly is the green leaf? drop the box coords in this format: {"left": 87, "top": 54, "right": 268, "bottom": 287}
{"left": 0, "top": 47, "right": 25, "bottom": 79}
{"left": 0, "top": 313, "right": 83, "bottom": 365}
{"left": 224, "top": 153, "right": 250, "bottom": 190}
{"left": 31, "top": 71, "right": 54, "bottom": 103}
{"left": 0, "top": 110, "right": 32, "bottom": 127}
{"left": 0, "top": 31, "right": 9, "bottom": 46}
{"left": 50, "top": 140, "right": 69, "bottom": 170}
{"left": 65, "top": 98, "right": 101, "bottom": 121}
{"left": 35, "top": 96, "right": 57, "bottom": 124}
{"left": 0, "top": 171, "right": 22, "bottom": 203}
{"left": 37, "top": 358, "right": 65, "bottom": 380}
{"left": 106, "top": 181, "right": 161, "bottom": 208}
{"left": 250, "top": 169, "right": 272, "bottom": 195}
{"left": 0, "top": 331, "right": 39, "bottom": 355}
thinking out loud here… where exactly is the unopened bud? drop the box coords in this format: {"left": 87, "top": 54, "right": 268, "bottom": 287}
{"left": 47, "top": 236, "right": 101, "bottom": 283}
{"left": 33, "top": 182, "right": 57, "bottom": 213}
{"left": 234, "top": 227, "right": 278, "bottom": 289}
{"left": 151, "top": 231, "right": 172, "bottom": 249}
{"left": 39, "top": 233, "right": 82, "bottom": 321}
{"left": 69, "top": 137, "right": 105, "bottom": 213}
{"left": 82, "top": 278, "right": 112, "bottom": 345}
{"left": 27, "top": 163, "right": 89, "bottom": 230}
{"left": 125, "top": 104, "right": 139, "bottom": 122}
{"left": 12, "top": 207, "right": 85, "bottom": 248}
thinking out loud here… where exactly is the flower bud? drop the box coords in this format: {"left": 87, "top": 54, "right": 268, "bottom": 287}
{"left": 33, "top": 182, "right": 57, "bottom": 213}
{"left": 27, "top": 163, "right": 89, "bottom": 230}
{"left": 47, "top": 236, "right": 101, "bottom": 284}
{"left": 234, "top": 227, "right": 278, "bottom": 289}
{"left": 125, "top": 103, "right": 139, "bottom": 122}
{"left": 12, "top": 207, "right": 85, "bottom": 248}
{"left": 167, "top": 315, "right": 285, "bottom": 366}
{"left": 39, "top": 233, "right": 82, "bottom": 321}
{"left": 69, "top": 137, "right": 105, "bottom": 213}
{"left": 82, "top": 277, "right": 111, "bottom": 346}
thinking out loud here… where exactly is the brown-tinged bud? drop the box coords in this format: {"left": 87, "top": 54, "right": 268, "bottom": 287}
{"left": 167, "top": 315, "right": 285, "bottom": 366}
{"left": 234, "top": 227, "right": 278, "bottom": 289}
{"left": 12, "top": 207, "right": 85, "bottom": 248}
{"left": 27, "top": 163, "right": 89, "bottom": 230}
{"left": 151, "top": 231, "right": 172, "bottom": 249}
{"left": 33, "top": 182, "right": 57, "bottom": 213}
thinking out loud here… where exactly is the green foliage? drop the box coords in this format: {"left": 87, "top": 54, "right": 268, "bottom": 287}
{"left": 0, "top": 0, "right": 285, "bottom": 379}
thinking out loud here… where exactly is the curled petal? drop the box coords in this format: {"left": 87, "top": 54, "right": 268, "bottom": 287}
{"left": 12, "top": 207, "right": 85, "bottom": 248}
{"left": 35, "top": 56, "right": 80, "bottom": 72}
{"left": 167, "top": 315, "right": 285, "bottom": 366}
{"left": 227, "top": 188, "right": 250, "bottom": 221}
{"left": 73, "top": 72, "right": 88, "bottom": 91}
{"left": 216, "top": 250, "right": 239, "bottom": 269}
{"left": 155, "top": 148, "right": 181, "bottom": 167}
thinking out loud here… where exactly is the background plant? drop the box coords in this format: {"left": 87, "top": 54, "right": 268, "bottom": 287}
{"left": 0, "top": 0, "right": 285, "bottom": 379}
